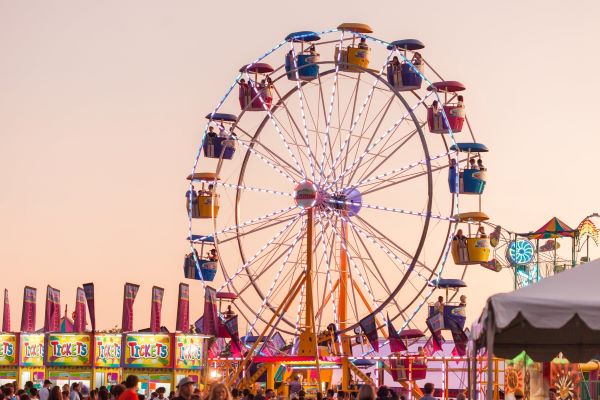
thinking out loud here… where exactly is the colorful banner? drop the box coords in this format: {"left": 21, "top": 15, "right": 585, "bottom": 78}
{"left": 201, "top": 287, "right": 219, "bottom": 336}
{"left": 0, "top": 334, "right": 17, "bottom": 366}
{"left": 21, "top": 287, "right": 37, "bottom": 333}
{"left": 122, "top": 333, "right": 171, "bottom": 369}
{"left": 150, "top": 286, "right": 164, "bottom": 333}
{"left": 19, "top": 333, "right": 44, "bottom": 367}
{"left": 94, "top": 334, "right": 122, "bottom": 368}
{"left": 2, "top": 290, "right": 10, "bottom": 333}
{"left": 83, "top": 283, "right": 96, "bottom": 332}
{"left": 386, "top": 314, "right": 407, "bottom": 353}
{"left": 174, "top": 334, "right": 204, "bottom": 370}
{"left": 44, "top": 286, "right": 61, "bottom": 332}
{"left": 121, "top": 283, "right": 140, "bottom": 332}
{"left": 74, "top": 288, "right": 87, "bottom": 332}
{"left": 223, "top": 315, "right": 242, "bottom": 357}
{"left": 45, "top": 333, "right": 92, "bottom": 367}
{"left": 359, "top": 313, "right": 379, "bottom": 352}
{"left": 176, "top": 283, "right": 190, "bottom": 333}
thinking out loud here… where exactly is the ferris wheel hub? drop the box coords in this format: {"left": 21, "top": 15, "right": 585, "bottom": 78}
{"left": 293, "top": 180, "right": 320, "bottom": 209}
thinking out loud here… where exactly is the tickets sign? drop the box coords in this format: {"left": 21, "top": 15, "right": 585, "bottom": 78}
{"left": 122, "top": 334, "right": 171, "bottom": 369}
{"left": 20, "top": 334, "right": 44, "bottom": 367}
{"left": 0, "top": 334, "right": 17, "bottom": 366}
{"left": 95, "top": 334, "right": 122, "bottom": 368}
{"left": 174, "top": 334, "right": 204, "bottom": 370}
{"left": 46, "top": 334, "right": 92, "bottom": 367}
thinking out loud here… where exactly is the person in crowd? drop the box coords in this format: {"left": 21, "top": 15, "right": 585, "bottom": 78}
{"left": 168, "top": 392, "right": 176, "bottom": 400}
{"left": 453, "top": 95, "right": 466, "bottom": 118}
{"left": 411, "top": 52, "right": 423, "bottom": 68}
{"left": 40, "top": 381, "right": 53, "bottom": 400}
{"left": 326, "top": 390, "right": 335, "bottom": 400}
{"left": 24, "top": 382, "right": 34, "bottom": 396}
{"left": 375, "top": 387, "right": 388, "bottom": 400}
{"left": 31, "top": 388, "right": 39, "bottom": 400}
{"left": 431, "top": 100, "right": 443, "bottom": 131}
{"left": 459, "top": 295, "right": 467, "bottom": 307}
{"left": 358, "top": 38, "right": 368, "bottom": 50}
{"left": 231, "top": 389, "right": 240, "bottom": 400}
{"left": 22, "top": 395, "right": 31, "bottom": 400}
{"left": 389, "top": 56, "right": 402, "bottom": 87}
{"left": 549, "top": 388, "right": 557, "bottom": 400}
{"left": 207, "top": 126, "right": 217, "bottom": 139}
{"left": 173, "top": 378, "right": 195, "bottom": 400}
{"left": 156, "top": 389, "right": 166, "bottom": 400}
{"left": 110, "top": 385, "right": 125, "bottom": 400}
{"left": 358, "top": 386, "right": 375, "bottom": 400}
{"left": 49, "top": 387, "right": 62, "bottom": 400}
{"left": 477, "top": 158, "right": 486, "bottom": 171}
{"left": 208, "top": 248, "right": 219, "bottom": 262}
{"left": 297, "top": 391, "right": 305, "bottom": 400}
{"left": 419, "top": 383, "right": 436, "bottom": 400}
{"left": 255, "top": 389, "right": 265, "bottom": 400}
{"left": 434, "top": 296, "right": 444, "bottom": 315}
{"left": 514, "top": 390, "right": 524, "bottom": 400}
{"left": 477, "top": 225, "right": 487, "bottom": 238}
{"left": 62, "top": 391, "right": 70, "bottom": 400}
{"left": 118, "top": 376, "right": 139, "bottom": 400}
{"left": 98, "top": 390, "right": 109, "bottom": 400}
{"left": 264, "top": 390, "right": 275, "bottom": 400}
{"left": 69, "top": 383, "right": 81, "bottom": 400}
{"left": 288, "top": 376, "right": 302, "bottom": 399}
{"left": 224, "top": 305, "right": 235, "bottom": 320}
{"left": 150, "top": 393, "right": 158, "bottom": 400}
{"left": 139, "top": 396, "right": 146, "bottom": 400}
{"left": 469, "top": 158, "right": 477, "bottom": 169}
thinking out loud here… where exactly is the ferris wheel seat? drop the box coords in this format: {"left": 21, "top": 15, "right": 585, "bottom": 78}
{"left": 389, "top": 356, "right": 428, "bottom": 381}
{"left": 203, "top": 137, "right": 236, "bottom": 160}
{"left": 183, "top": 255, "right": 217, "bottom": 281}
{"left": 335, "top": 46, "right": 370, "bottom": 72}
{"left": 386, "top": 63, "right": 423, "bottom": 92}
{"left": 451, "top": 237, "right": 491, "bottom": 265}
{"left": 239, "top": 84, "right": 273, "bottom": 111}
{"left": 461, "top": 169, "right": 486, "bottom": 194}
{"left": 285, "top": 53, "right": 320, "bottom": 81}
{"left": 197, "top": 194, "right": 220, "bottom": 218}
{"left": 427, "top": 106, "right": 465, "bottom": 134}
{"left": 427, "top": 305, "right": 467, "bottom": 330}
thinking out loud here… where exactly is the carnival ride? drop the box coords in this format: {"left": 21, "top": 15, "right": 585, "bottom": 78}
{"left": 185, "top": 23, "right": 492, "bottom": 396}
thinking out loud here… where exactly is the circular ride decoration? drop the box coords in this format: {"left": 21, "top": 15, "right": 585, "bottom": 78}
{"left": 186, "top": 24, "right": 487, "bottom": 345}
{"left": 507, "top": 240, "right": 535, "bottom": 265}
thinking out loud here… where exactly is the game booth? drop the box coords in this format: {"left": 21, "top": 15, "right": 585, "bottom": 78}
{"left": 19, "top": 333, "right": 46, "bottom": 388}
{"left": 0, "top": 333, "right": 18, "bottom": 386}
{"left": 93, "top": 334, "right": 122, "bottom": 389}
{"left": 45, "top": 333, "right": 93, "bottom": 389}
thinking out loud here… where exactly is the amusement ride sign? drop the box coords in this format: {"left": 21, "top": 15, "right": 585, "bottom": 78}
{"left": 122, "top": 334, "right": 171, "bottom": 369}
{"left": 45, "top": 333, "right": 92, "bottom": 367}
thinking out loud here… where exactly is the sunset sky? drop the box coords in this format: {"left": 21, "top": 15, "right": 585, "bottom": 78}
{"left": 1, "top": 0, "right": 600, "bottom": 332}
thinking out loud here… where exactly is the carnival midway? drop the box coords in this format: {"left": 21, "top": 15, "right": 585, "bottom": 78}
{"left": 3, "top": 21, "right": 600, "bottom": 400}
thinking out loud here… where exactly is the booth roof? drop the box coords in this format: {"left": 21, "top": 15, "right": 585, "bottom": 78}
{"left": 473, "top": 258, "right": 600, "bottom": 362}
{"left": 519, "top": 216, "right": 578, "bottom": 239}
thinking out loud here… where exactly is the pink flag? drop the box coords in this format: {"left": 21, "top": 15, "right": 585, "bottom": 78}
{"left": 44, "top": 286, "right": 61, "bottom": 332}
{"left": 359, "top": 314, "right": 379, "bottom": 352}
{"left": 201, "top": 287, "right": 219, "bottom": 336}
{"left": 21, "top": 286, "right": 37, "bottom": 332}
{"left": 121, "top": 283, "right": 140, "bottom": 332}
{"left": 223, "top": 315, "right": 242, "bottom": 356}
{"left": 83, "top": 283, "right": 96, "bottom": 332}
{"left": 3, "top": 289, "right": 10, "bottom": 332}
{"left": 386, "top": 314, "right": 407, "bottom": 353}
{"left": 150, "top": 286, "right": 164, "bottom": 333}
{"left": 176, "top": 283, "right": 190, "bottom": 333}
{"left": 74, "top": 288, "right": 87, "bottom": 332}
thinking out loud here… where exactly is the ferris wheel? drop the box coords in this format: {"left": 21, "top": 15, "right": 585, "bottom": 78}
{"left": 185, "top": 23, "right": 488, "bottom": 344}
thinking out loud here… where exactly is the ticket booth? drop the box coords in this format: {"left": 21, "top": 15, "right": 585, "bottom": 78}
{"left": 0, "top": 333, "right": 18, "bottom": 386}
{"left": 18, "top": 333, "right": 46, "bottom": 388}
{"left": 173, "top": 334, "right": 210, "bottom": 390}
{"left": 45, "top": 333, "right": 93, "bottom": 390}
{"left": 121, "top": 333, "right": 174, "bottom": 396}
{"left": 93, "top": 334, "right": 122, "bottom": 389}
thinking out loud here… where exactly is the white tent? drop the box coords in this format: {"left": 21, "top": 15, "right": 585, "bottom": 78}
{"left": 471, "top": 259, "right": 600, "bottom": 398}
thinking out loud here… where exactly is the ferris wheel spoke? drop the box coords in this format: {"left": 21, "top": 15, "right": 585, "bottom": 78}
{"left": 216, "top": 213, "right": 304, "bottom": 293}
{"left": 216, "top": 182, "right": 293, "bottom": 198}
{"left": 330, "top": 91, "right": 434, "bottom": 189}
{"left": 324, "top": 50, "right": 395, "bottom": 188}
{"left": 335, "top": 200, "right": 454, "bottom": 223}
{"left": 235, "top": 137, "right": 302, "bottom": 183}
{"left": 218, "top": 213, "right": 299, "bottom": 244}
{"left": 245, "top": 218, "right": 307, "bottom": 335}
{"left": 212, "top": 206, "right": 297, "bottom": 237}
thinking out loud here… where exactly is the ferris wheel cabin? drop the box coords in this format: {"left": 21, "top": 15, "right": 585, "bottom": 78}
{"left": 183, "top": 235, "right": 218, "bottom": 281}
{"left": 204, "top": 113, "right": 237, "bottom": 160}
{"left": 386, "top": 39, "right": 425, "bottom": 92}
{"left": 448, "top": 142, "right": 488, "bottom": 195}
{"left": 388, "top": 328, "right": 427, "bottom": 382}
{"left": 238, "top": 63, "right": 275, "bottom": 111}
{"left": 284, "top": 31, "right": 321, "bottom": 81}
{"left": 451, "top": 212, "right": 491, "bottom": 265}
{"left": 335, "top": 23, "right": 373, "bottom": 72}
{"left": 187, "top": 172, "right": 220, "bottom": 219}
{"left": 426, "top": 278, "right": 467, "bottom": 331}
{"left": 427, "top": 81, "right": 466, "bottom": 134}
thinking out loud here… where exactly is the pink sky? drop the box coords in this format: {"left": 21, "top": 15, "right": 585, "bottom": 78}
{"left": 1, "top": 0, "right": 600, "bottom": 332}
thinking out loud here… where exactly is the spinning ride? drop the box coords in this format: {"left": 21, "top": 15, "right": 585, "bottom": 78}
{"left": 185, "top": 23, "right": 489, "bottom": 390}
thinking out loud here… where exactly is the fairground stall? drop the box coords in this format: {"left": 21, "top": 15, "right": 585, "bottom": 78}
{"left": 121, "top": 333, "right": 174, "bottom": 395}
{"left": 18, "top": 333, "right": 45, "bottom": 388}
{"left": 45, "top": 333, "right": 93, "bottom": 389}
{"left": 173, "top": 333, "right": 208, "bottom": 388}
{"left": 93, "top": 334, "right": 122, "bottom": 389}
{"left": 0, "top": 333, "right": 18, "bottom": 386}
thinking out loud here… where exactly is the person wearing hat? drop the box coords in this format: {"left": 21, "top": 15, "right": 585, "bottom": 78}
{"left": 173, "top": 378, "right": 195, "bottom": 400}
{"left": 39, "top": 380, "right": 53, "bottom": 400}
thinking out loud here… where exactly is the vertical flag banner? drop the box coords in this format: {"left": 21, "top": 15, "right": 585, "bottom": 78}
{"left": 150, "top": 286, "right": 164, "bottom": 333}
{"left": 44, "top": 286, "right": 61, "bottom": 332}
{"left": 3, "top": 290, "right": 10, "bottom": 332}
{"left": 21, "top": 287, "right": 37, "bottom": 332}
{"left": 386, "top": 314, "right": 407, "bottom": 353}
{"left": 74, "top": 288, "right": 87, "bottom": 332}
{"left": 82, "top": 283, "right": 96, "bottom": 332}
{"left": 176, "top": 283, "right": 190, "bottom": 333}
{"left": 223, "top": 315, "right": 242, "bottom": 356}
{"left": 359, "top": 313, "right": 379, "bottom": 352}
{"left": 121, "top": 283, "right": 140, "bottom": 332}
{"left": 201, "top": 287, "right": 219, "bottom": 336}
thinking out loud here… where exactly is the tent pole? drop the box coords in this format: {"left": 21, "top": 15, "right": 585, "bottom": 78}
{"left": 486, "top": 311, "right": 494, "bottom": 400}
